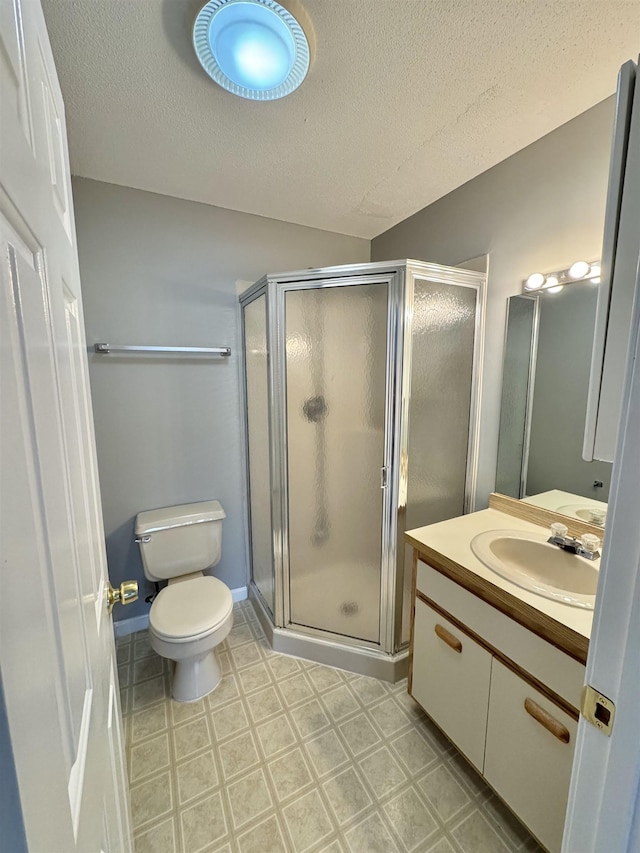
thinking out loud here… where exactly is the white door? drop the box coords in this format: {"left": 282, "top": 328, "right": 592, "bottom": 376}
{"left": 0, "top": 0, "right": 133, "bottom": 850}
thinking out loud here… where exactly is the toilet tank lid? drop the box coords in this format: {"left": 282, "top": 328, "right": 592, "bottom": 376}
{"left": 135, "top": 500, "right": 225, "bottom": 535}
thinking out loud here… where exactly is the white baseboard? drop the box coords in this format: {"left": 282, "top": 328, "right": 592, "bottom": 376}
{"left": 113, "top": 585, "right": 248, "bottom": 638}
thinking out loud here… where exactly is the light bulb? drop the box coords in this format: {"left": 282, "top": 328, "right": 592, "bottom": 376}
{"left": 545, "top": 276, "right": 558, "bottom": 288}
{"left": 590, "top": 264, "right": 601, "bottom": 277}
{"left": 547, "top": 285, "right": 563, "bottom": 294}
{"left": 525, "top": 273, "right": 544, "bottom": 290}
{"left": 569, "top": 261, "right": 590, "bottom": 279}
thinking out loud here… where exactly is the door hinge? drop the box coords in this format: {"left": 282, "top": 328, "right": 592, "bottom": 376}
{"left": 380, "top": 466, "right": 389, "bottom": 488}
{"left": 580, "top": 684, "right": 615, "bottom": 736}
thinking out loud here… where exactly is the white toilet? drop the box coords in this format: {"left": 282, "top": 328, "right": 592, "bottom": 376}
{"left": 135, "top": 500, "right": 233, "bottom": 703}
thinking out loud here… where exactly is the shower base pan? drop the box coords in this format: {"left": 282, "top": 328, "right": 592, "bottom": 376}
{"left": 250, "top": 586, "right": 409, "bottom": 683}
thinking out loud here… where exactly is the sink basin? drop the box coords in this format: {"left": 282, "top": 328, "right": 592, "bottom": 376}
{"left": 557, "top": 504, "right": 606, "bottom": 525}
{"left": 470, "top": 529, "right": 599, "bottom": 609}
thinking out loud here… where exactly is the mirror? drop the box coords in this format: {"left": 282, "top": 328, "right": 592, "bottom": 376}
{"left": 495, "top": 280, "right": 612, "bottom": 526}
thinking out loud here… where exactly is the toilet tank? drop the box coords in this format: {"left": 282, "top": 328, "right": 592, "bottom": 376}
{"left": 135, "top": 500, "right": 226, "bottom": 581}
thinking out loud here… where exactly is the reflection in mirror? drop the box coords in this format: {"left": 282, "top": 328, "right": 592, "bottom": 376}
{"left": 496, "top": 281, "right": 612, "bottom": 525}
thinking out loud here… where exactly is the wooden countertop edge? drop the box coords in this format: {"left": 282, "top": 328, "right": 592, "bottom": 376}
{"left": 405, "top": 534, "right": 589, "bottom": 665}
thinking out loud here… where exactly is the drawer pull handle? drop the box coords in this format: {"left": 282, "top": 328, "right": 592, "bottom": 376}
{"left": 524, "top": 698, "right": 570, "bottom": 744}
{"left": 434, "top": 623, "right": 462, "bottom": 653}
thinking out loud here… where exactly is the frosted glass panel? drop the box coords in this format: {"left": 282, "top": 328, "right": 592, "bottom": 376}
{"left": 495, "top": 296, "right": 537, "bottom": 498}
{"left": 401, "top": 280, "right": 477, "bottom": 644}
{"left": 244, "top": 296, "right": 274, "bottom": 615}
{"left": 285, "top": 283, "right": 388, "bottom": 643}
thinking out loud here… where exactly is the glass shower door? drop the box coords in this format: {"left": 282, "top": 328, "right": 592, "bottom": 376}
{"left": 284, "top": 281, "right": 389, "bottom": 644}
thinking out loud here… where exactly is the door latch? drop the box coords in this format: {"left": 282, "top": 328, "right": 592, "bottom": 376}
{"left": 580, "top": 684, "right": 615, "bottom": 736}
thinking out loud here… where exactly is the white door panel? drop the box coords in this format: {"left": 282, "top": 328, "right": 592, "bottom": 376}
{"left": 0, "top": 0, "right": 133, "bottom": 849}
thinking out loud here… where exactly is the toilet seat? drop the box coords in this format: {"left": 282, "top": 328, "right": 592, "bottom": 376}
{"left": 150, "top": 575, "right": 233, "bottom": 643}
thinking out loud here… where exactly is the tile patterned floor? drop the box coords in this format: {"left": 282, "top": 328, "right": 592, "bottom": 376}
{"left": 118, "top": 600, "right": 544, "bottom": 853}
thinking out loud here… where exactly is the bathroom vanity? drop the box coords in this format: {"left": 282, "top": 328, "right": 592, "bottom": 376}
{"left": 406, "top": 495, "right": 598, "bottom": 853}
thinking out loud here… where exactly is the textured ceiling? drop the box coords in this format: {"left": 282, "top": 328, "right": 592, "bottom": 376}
{"left": 42, "top": 0, "right": 640, "bottom": 239}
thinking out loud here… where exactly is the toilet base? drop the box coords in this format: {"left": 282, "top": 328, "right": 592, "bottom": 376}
{"left": 172, "top": 648, "right": 221, "bottom": 703}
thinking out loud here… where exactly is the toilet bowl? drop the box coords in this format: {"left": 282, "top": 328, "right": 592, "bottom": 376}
{"left": 135, "top": 500, "right": 233, "bottom": 702}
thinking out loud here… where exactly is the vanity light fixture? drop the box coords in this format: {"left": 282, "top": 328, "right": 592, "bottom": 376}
{"left": 522, "top": 260, "right": 601, "bottom": 295}
{"left": 193, "top": 0, "right": 311, "bottom": 100}
{"left": 569, "top": 260, "right": 590, "bottom": 279}
{"left": 525, "top": 272, "right": 545, "bottom": 290}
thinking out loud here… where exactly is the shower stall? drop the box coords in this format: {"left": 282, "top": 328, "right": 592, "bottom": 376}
{"left": 240, "top": 260, "right": 484, "bottom": 680}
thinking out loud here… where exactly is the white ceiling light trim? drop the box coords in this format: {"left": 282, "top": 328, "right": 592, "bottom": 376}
{"left": 193, "top": 0, "right": 310, "bottom": 100}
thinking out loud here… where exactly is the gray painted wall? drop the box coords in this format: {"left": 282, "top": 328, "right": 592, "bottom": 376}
{"left": 73, "top": 178, "right": 369, "bottom": 620}
{"left": 372, "top": 98, "right": 615, "bottom": 508}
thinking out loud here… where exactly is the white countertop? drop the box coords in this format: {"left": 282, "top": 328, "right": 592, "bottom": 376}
{"left": 407, "top": 508, "right": 594, "bottom": 641}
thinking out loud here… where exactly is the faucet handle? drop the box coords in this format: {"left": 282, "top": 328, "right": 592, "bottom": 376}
{"left": 550, "top": 522, "right": 568, "bottom": 539}
{"left": 580, "top": 533, "right": 601, "bottom": 554}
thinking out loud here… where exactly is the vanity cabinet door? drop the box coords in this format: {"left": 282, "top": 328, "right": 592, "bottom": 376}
{"left": 411, "top": 599, "right": 491, "bottom": 772}
{"left": 484, "top": 660, "right": 577, "bottom": 853}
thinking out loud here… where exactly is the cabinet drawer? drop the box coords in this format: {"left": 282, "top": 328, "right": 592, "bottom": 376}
{"left": 416, "top": 560, "right": 585, "bottom": 708}
{"left": 484, "top": 659, "right": 577, "bottom": 853}
{"left": 412, "top": 598, "right": 492, "bottom": 772}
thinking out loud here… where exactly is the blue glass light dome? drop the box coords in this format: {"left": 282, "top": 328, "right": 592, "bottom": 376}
{"left": 193, "top": 0, "right": 310, "bottom": 100}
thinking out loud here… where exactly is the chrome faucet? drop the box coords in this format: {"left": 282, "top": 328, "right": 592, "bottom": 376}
{"left": 547, "top": 523, "right": 601, "bottom": 561}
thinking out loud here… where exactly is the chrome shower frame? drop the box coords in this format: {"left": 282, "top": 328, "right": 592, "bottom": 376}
{"left": 239, "top": 260, "right": 485, "bottom": 679}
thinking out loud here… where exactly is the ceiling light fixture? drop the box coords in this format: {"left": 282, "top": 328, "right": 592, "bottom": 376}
{"left": 193, "top": 0, "right": 311, "bottom": 100}
{"left": 521, "top": 259, "right": 601, "bottom": 295}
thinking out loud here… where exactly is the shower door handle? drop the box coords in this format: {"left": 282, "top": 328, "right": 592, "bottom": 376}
{"left": 380, "top": 467, "right": 389, "bottom": 488}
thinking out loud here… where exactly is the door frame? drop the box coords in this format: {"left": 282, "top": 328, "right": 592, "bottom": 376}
{"left": 563, "top": 258, "right": 640, "bottom": 850}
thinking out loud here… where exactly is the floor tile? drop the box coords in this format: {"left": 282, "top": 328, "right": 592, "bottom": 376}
{"left": 246, "top": 685, "right": 283, "bottom": 722}
{"left": 130, "top": 770, "right": 173, "bottom": 829}
{"left": 384, "top": 786, "right": 439, "bottom": 851}
{"left": 170, "top": 697, "right": 207, "bottom": 727}
{"left": 358, "top": 746, "right": 407, "bottom": 799}
{"left": 391, "top": 728, "right": 438, "bottom": 775}
{"left": 211, "top": 699, "right": 249, "bottom": 741}
{"left": 304, "top": 729, "right": 349, "bottom": 778}
{"left": 218, "top": 730, "right": 261, "bottom": 780}
{"left": 173, "top": 717, "right": 211, "bottom": 761}
{"left": 207, "top": 674, "right": 240, "bottom": 709}
{"left": 133, "top": 816, "right": 176, "bottom": 853}
{"left": 368, "top": 696, "right": 412, "bottom": 737}
{"left": 131, "top": 702, "right": 168, "bottom": 743}
{"left": 130, "top": 732, "right": 170, "bottom": 782}
{"left": 451, "top": 809, "right": 511, "bottom": 853}
{"left": 347, "top": 676, "right": 387, "bottom": 707}
{"left": 268, "top": 746, "right": 314, "bottom": 801}
{"left": 323, "top": 767, "right": 372, "bottom": 826}
{"left": 321, "top": 684, "right": 360, "bottom": 721}
{"left": 278, "top": 672, "right": 314, "bottom": 707}
{"left": 133, "top": 655, "right": 164, "bottom": 683}
{"left": 132, "top": 675, "right": 166, "bottom": 709}
{"left": 418, "top": 763, "right": 470, "bottom": 822}
{"left": 231, "top": 641, "right": 263, "bottom": 670}
{"left": 237, "top": 814, "right": 288, "bottom": 853}
{"left": 227, "top": 624, "right": 254, "bottom": 648}
{"left": 291, "top": 698, "right": 330, "bottom": 739}
{"left": 226, "top": 767, "right": 273, "bottom": 829}
{"left": 283, "top": 789, "right": 334, "bottom": 852}
{"left": 180, "top": 791, "right": 227, "bottom": 853}
{"left": 257, "top": 714, "right": 297, "bottom": 757}
{"left": 177, "top": 750, "right": 219, "bottom": 804}
{"left": 122, "top": 602, "right": 541, "bottom": 853}
{"left": 237, "top": 662, "right": 273, "bottom": 695}
{"left": 339, "top": 714, "right": 381, "bottom": 756}
{"left": 267, "top": 655, "right": 301, "bottom": 680}
{"left": 307, "top": 665, "right": 344, "bottom": 693}
{"left": 344, "top": 812, "right": 399, "bottom": 853}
